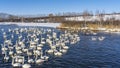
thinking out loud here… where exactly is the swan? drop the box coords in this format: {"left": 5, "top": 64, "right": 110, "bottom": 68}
{"left": 35, "top": 54, "right": 45, "bottom": 64}
{"left": 38, "top": 44, "right": 43, "bottom": 47}
{"left": 47, "top": 49, "right": 54, "bottom": 54}
{"left": 62, "top": 46, "right": 69, "bottom": 50}
{"left": 22, "top": 64, "right": 31, "bottom": 68}
{"left": 4, "top": 52, "right": 9, "bottom": 61}
{"left": 12, "top": 63, "right": 22, "bottom": 67}
{"left": 12, "top": 56, "right": 23, "bottom": 67}
{"left": 28, "top": 58, "right": 34, "bottom": 64}
{"left": 41, "top": 50, "right": 49, "bottom": 61}
{"left": 9, "top": 50, "right": 14, "bottom": 56}
{"left": 54, "top": 50, "right": 62, "bottom": 57}
{"left": 1, "top": 44, "right": 8, "bottom": 51}
{"left": 98, "top": 36, "right": 105, "bottom": 41}
{"left": 37, "top": 46, "right": 42, "bottom": 50}
{"left": 91, "top": 36, "right": 97, "bottom": 41}
{"left": 59, "top": 46, "right": 67, "bottom": 53}
{"left": 36, "top": 58, "right": 45, "bottom": 64}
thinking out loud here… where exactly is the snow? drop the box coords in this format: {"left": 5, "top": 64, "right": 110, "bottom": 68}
{"left": 65, "top": 14, "right": 120, "bottom": 21}
{"left": 0, "top": 22, "right": 60, "bottom": 28}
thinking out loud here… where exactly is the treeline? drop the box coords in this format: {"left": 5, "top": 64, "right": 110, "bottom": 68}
{"left": 1, "top": 10, "right": 120, "bottom": 23}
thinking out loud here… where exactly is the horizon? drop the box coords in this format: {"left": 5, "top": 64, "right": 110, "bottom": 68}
{"left": 0, "top": 0, "right": 120, "bottom": 15}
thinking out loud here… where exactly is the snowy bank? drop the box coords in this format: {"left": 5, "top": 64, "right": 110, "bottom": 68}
{"left": 0, "top": 22, "right": 60, "bottom": 28}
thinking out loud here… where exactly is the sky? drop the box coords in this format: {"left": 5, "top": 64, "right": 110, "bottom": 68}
{"left": 0, "top": 0, "right": 120, "bottom": 15}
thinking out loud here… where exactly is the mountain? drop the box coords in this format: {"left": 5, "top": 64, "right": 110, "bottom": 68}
{"left": 0, "top": 13, "right": 17, "bottom": 19}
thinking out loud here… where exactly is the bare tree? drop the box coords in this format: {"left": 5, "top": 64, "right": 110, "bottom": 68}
{"left": 82, "top": 10, "right": 91, "bottom": 28}
{"left": 110, "top": 15, "right": 115, "bottom": 28}
{"left": 96, "top": 10, "right": 104, "bottom": 28}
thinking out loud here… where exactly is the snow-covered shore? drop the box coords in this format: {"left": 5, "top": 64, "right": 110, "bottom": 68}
{"left": 0, "top": 22, "right": 60, "bottom": 28}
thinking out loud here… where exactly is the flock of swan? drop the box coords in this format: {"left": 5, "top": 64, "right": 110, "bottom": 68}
{"left": 0, "top": 27, "right": 80, "bottom": 68}
{"left": 91, "top": 36, "right": 105, "bottom": 41}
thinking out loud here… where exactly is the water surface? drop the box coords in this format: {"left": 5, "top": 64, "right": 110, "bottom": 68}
{"left": 0, "top": 25, "right": 120, "bottom": 68}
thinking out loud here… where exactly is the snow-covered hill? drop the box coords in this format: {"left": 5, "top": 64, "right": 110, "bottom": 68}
{"left": 0, "top": 13, "right": 17, "bottom": 19}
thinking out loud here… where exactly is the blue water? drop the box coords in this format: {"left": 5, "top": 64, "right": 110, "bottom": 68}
{"left": 0, "top": 25, "right": 120, "bottom": 68}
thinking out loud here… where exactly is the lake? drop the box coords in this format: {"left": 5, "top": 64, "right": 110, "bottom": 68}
{"left": 0, "top": 25, "right": 120, "bottom": 68}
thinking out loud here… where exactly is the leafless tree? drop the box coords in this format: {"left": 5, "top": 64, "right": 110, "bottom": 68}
{"left": 82, "top": 10, "right": 91, "bottom": 27}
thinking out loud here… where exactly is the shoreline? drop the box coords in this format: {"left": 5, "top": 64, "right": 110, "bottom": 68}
{"left": 57, "top": 27, "right": 120, "bottom": 33}
{"left": 0, "top": 22, "right": 120, "bottom": 33}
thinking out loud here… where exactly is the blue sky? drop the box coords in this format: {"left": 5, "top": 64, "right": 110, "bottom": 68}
{"left": 0, "top": 0, "right": 119, "bottom": 15}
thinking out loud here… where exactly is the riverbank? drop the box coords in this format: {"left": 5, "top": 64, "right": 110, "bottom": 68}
{"left": 57, "top": 27, "right": 120, "bottom": 33}
{"left": 57, "top": 22, "right": 120, "bottom": 33}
